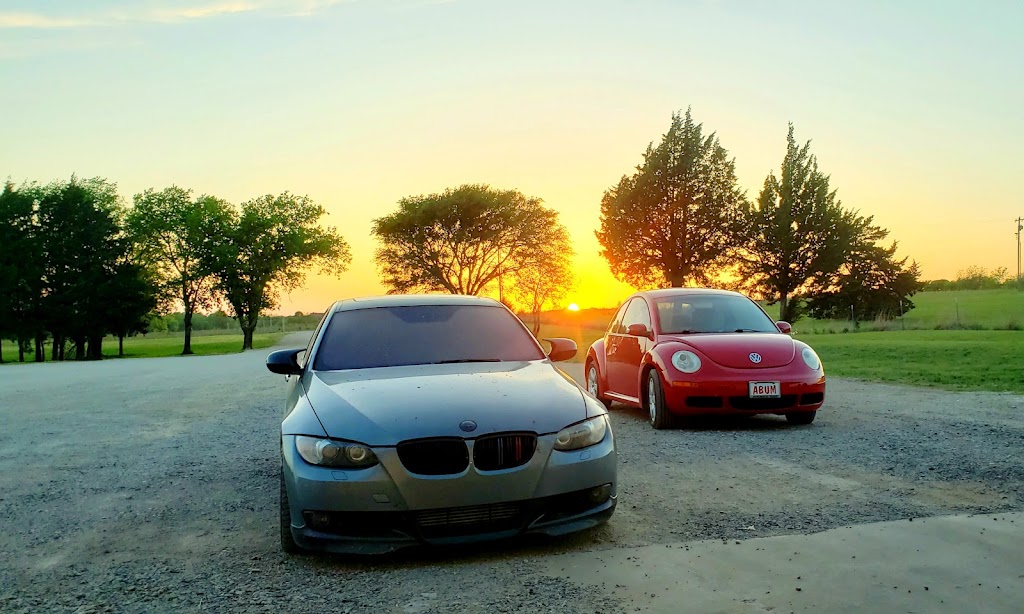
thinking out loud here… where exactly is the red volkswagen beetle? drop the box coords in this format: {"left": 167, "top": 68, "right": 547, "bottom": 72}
{"left": 585, "top": 289, "right": 825, "bottom": 429}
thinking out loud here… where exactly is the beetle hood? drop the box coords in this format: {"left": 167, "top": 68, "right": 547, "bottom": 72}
{"left": 303, "top": 361, "right": 589, "bottom": 445}
{"left": 660, "top": 333, "right": 796, "bottom": 369}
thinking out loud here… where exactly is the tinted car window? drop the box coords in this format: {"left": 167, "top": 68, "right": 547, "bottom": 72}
{"left": 655, "top": 295, "right": 778, "bottom": 334}
{"left": 622, "top": 298, "right": 651, "bottom": 329}
{"left": 299, "top": 310, "right": 330, "bottom": 368}
{"left": 313, "top": 305, "right": 546, "bottom": 370}
{"left": 608, "top": 301, "right": 630, "bottom": 334}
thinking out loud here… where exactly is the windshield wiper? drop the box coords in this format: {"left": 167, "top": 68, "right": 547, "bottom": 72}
{"left": 733, "top": 328, "right": 761, "bottom": 333}
{"left": 434, "top": 358, "right": 503, "bottom": 364}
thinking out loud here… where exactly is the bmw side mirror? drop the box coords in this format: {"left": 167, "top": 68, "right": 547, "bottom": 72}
{"left": 267, "top": 348, "right": 305, "bottom": 375}
{"left": 776, "top": 321, "right": 792, "bottom": 334}
{"left": 543, "top": 337, "right": 577, "bottom": 362}
{"left": 626, "top": 323, "right": 653, "bottom": 339}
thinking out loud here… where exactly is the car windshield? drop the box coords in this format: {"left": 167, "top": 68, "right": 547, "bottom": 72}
{"left": 312, "top": 304, "right": 546, "bottom": 370}
{"left": 655, "top": 295, "right": 778, "bottom": 334}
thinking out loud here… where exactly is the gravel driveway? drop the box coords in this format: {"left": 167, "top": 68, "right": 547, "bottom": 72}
{"left": 1, "top": 332, "right": 1022, "bottom": 612}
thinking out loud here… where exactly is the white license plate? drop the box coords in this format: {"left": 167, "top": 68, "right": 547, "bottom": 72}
{"left": 748, "top": 381, "right": 780, "bottom": 398}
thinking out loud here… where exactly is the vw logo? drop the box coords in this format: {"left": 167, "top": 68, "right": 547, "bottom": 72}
{"left": 459, "top": 420, "right": 477, "bottom": 432}
{"left": 748, "top": 352, "right": 762, "bottom": 364}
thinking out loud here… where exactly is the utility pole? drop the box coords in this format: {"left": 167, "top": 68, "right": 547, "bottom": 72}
{"left": 1017, "top": 216, "right": 1023, "bottom": 285}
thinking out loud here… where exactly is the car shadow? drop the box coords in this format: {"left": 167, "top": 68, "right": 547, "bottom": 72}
{"left": 609, "top": 403, "right": 802, "bottom": 432}
{"left": 289, "top": 525, "right": 614, "bottom": 569}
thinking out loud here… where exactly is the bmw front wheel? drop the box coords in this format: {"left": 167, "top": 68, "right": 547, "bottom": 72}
{"left": 280, "top": 471, "right": 302, "bottom": 554}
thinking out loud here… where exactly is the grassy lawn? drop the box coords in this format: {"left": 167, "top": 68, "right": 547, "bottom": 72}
{"left": 1, "top": 332, "right": 284, "bottom": 364}
{"left": 902, "top": 289, "right": 1024, "bottom": 329}
{"left": 763, "top": 289, "right": 1024, "bottom": 332}
{"left": 798, "top": 330, "right": 1024, "bottom": 393}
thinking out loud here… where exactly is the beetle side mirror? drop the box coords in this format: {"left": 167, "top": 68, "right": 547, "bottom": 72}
{"left": 626, "top": 323, "right": 653, "bottom": 339}
{"left": 776, "top": 321, "right": 792, "bottom": 334}
{"left": 266, "top": 348, "right": 305, "bottom": 375}
{"left": 543, "top": 337, "right": 578, "bottom": 362}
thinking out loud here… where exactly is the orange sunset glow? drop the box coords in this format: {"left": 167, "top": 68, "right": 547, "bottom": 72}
{"left": 2, "top": 2, "right": 1020, "bottom": 315}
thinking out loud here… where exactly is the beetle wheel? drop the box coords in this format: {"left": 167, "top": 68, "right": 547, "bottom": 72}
{"left": 586, "top": 361, "right": 613, "bottom": 409}
{"left": 646, "top": 369, "right": 673, "bottom": 430}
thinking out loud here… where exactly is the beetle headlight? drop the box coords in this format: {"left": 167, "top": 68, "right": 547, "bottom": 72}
{"left": 553, "top": 416, "right": 608, "bottom": 451}
{"left": 295, "top": 436, "right": 379, "bottom": 468}
{"left": 801, "top": 346, "right": 821, "bottom": 371}
{"left": 671, "top": 350, "right": 702, "bottom": 374}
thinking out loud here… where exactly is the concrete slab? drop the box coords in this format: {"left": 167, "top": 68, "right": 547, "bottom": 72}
{"left": 543, "top": 512, "right": 1024, "bottom": 613}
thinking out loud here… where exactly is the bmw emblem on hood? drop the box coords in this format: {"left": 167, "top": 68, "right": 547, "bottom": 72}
{"left": 748, "top": 352, "right": 762, "bottom": 364}
{"left": 459, "top": 420, "right": 478, "bottom": 432}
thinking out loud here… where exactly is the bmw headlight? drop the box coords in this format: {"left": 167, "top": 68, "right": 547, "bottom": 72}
{"left": 801, "top": 346, "right": 821, "bottom": 371}
{"left": 554, "top": 416, "right": 608, "bottom": 451}
{"left": 295, "top": 436, "right": 379, "bottom": 468}
{"left": 671, "top": 350, "right": 702, "bottom": 374}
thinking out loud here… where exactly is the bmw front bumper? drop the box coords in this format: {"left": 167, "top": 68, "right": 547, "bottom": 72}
{"left": 281, "top": 430, "right": 617, "bottom": 554}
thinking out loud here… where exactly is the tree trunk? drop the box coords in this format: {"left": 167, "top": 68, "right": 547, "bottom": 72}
{"left": 88, "top": 335, "right": 103, "bottom": 360}
{"left": 34, "top": 333, "right": 45, "bottom": 362}
{"left": 182, "top": 307, "right": 194, "bottom": 355}
{"left": 242, "top": 326, "right": 255, "bottom": 351}
{"left": 74, "top": 336, "right": 87, "bottom": 361}
{"left": 52, "top": 334, "right": 62, "bottom": 361}
{"left": 118, "top": 335, "right": 124, "bottom": 357}
{"left": 778, "top": 292, "right": 789, "bottom": 322}
{"left": 532, "top": 310, "right": 541, "bottom": 335}
{"left": 18, "top": 336, "right": 26, "bottom": 362}
{"left": 0, "top": 338, "right": 4, "bottom": 364}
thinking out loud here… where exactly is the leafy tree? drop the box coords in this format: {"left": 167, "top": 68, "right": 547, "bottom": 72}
{"left": 510, "top": 224, "right": 575, "bottom": 334}
{"left": 36, "top": 178, "right": 130, "bottom": 360}
{"left": 738, "top": 124, "right": 852, "bottom": 322}
{"left": 102, "top": 259, "right": 159, "bottom": 357}
{"left": 0, "top": 181, "right": 41, "bottom": 362}
{"left": 806, "top": 230, "right": 923, "bottom": 324}
{"left": 128, "top": 188, "right": 233, "bottom": 355}
{"left": 210, "top": 193, "right": 351, "bottom": 350}
{"left": 921, "top": 279, "right": 954, "bottom": 292}
{"left": 372, "top": 184, "right": 565, "bottom": 295}
{"left": 596, "top": 109, "right": 746, "bottom": 287}
{"left": 954, "top": 265, "right": 1010, "bottom": 290}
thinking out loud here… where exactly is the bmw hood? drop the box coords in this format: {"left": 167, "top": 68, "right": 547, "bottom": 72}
{"left": 303, "top": 361, "right": 589, "bottom": 445}
{"left": 662, "top": 333, "right": 797, "bottom": 369}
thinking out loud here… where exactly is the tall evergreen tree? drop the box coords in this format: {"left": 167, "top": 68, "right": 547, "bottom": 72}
{"left": 806, "top": 238, "right": 923, "bottom": 324}
{"left": 738, "top": 124, "right": 850, "bottom": 322}
{"left": 596, "top": 109, "right": 746, "bottom": 287}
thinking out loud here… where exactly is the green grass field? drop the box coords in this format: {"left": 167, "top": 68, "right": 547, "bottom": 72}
{"left": 764, "top": 289, "right": 1024, "bottom": 332}
{"left": 0, "top": 332, "right": 284, "bottom": 364}
{"left": 800, "top": 330, "right": 1024, "bottom": 393}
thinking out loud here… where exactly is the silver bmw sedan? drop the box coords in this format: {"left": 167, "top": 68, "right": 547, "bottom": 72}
{"left": 266, "top": 294, "right": 617, "bottom": 554}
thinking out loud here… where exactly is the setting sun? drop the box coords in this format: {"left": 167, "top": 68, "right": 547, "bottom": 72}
{"left": 567, "top": 303, "right": 580, "bottom": 312}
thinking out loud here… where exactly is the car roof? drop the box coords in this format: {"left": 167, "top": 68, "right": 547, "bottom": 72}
{"left": 634, "top": 287, "right": 747, "bottom": 301}
{"left": 329, "top": 294, "right": 503, "bottom": 313}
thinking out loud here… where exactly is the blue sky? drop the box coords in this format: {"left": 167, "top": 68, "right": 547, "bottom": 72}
{"left": 2, "top": 0, "right": 1022, "bottom": 311}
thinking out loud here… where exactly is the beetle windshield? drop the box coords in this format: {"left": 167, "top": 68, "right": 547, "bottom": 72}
{"left": 312, "top": 304, "right": 546, "bottom": 370}
{"left": 655, "top": 295, "right": 779, "bottom": 334}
